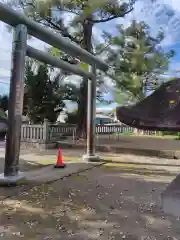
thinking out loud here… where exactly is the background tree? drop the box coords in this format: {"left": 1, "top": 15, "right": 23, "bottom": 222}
{"left": 107, "top": 20, "right": 175, "bottom": 101}
{"left": 0, "top": 95, "right": 9, "bottom": 112}
{"left": 24, "top": 59, "right": 67, "bottom": 123}
{"left": 0, "top": 94, "right": 8, "bottom": 122}
{"left": 13, "top": 0, "right": 135, "bottom": 137}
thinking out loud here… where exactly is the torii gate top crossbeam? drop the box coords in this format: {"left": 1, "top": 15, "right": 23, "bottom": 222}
{"left": 0, "top": 3, "right": 108, "bottom": 72}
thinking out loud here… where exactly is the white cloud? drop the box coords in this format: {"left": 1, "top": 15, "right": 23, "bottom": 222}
{"left": 63, "top": 75, "right": 81, "bottom": 86}
{"left": 93, "top": 0, "right": 180, "bottom": 48}
{"left": 92, "top": 26, "right": 105, "bottom": 44}
{"left": 0, "top": 23, "right": 12, "bottom": 79}
{"left": 167, "top": 61, "right": 180, "bottom": 77}
{"left": 163, "top": 0, "right": 180, "bottom": 11}
{"left": 122, "top": 0, "right": 180, "bottom": 47}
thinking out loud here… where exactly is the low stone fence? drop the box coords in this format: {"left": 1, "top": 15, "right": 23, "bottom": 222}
{"left": 20, "top": 120, "right": 159, "bottom": 149}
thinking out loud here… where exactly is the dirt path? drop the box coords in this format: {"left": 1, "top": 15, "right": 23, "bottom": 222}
{"left": 0, "top": 163, "right": 179, "bottom": 239}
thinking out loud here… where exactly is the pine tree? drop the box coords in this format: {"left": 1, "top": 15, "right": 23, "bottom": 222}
{"left": 108, "top": 20, "right": 175, "bottom": 100}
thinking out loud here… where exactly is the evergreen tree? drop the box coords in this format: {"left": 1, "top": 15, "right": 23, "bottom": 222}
{"left": 108, "top": 20, "right": 175, "bottom": 100}
{"left": 24, "top": 60, "right": 66, "bottom": 123}
{"left": 0, "top": 95, "right": 9, "bottom": 112}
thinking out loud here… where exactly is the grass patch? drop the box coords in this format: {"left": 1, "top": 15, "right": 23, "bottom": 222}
{"left": 35, "top": 156, "right": 80, "bottom": 165}
{"left": 104, "top": 162, "right": 142, "bottom": 168}
{"left": 34, "top": 156, "right": 129, "bottom": 166}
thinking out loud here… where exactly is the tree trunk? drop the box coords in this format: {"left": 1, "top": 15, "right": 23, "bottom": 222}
{"left": 76, "top": 19, "right": 93, "bottom": 139}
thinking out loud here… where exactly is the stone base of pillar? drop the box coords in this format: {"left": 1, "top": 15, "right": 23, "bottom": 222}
{"left": 0, "top": 172, "right": 26, "bottom": 186}
{"left": 82, "top": 154, "right": 103, "bottom": 162}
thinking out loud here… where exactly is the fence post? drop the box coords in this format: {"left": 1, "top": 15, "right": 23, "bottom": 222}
{"left": 43, "top": 118, "right": 50, "bottom": 143}
{"left": 82, "top": 64, "right": 102, "bottom": 162}
{"left": 2, "top": 24, "right": 27, "bottom": 183}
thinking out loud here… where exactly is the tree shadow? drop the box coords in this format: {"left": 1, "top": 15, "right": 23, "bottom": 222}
{"left": 0, "top": 157, "right": 46, "bottom": 173}
{"left": 102, "top": 164, "right": 178, "bottom": 177}
{"left": 0, "top": 157, "right": 48, "bottom": 200}
{"left": 103, "top": 159, "right": 180, "bottom": 167}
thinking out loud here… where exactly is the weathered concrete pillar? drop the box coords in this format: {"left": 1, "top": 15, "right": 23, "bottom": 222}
{"left": 0, "top": 24, "right": 27, "bottom": 185}
{"left": 82, "top": 64, "right": 102, "bottom": 162}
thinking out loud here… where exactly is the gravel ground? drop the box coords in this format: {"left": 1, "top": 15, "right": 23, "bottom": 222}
{"left": 0, "top": 163, "right": 179, "bottom": 239}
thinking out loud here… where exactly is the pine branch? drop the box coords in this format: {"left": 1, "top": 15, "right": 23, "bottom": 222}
{"left": 57, "top": 6, "right": 80, "bottom": 16}
{"left": 93, "top": 7, "right": 133, "bottom": 23}
{"left": 95, "top": 43, "right": 111, "bottom": 55}
{"left": 19, "top": 0, "right": 80, "bottom": 44}
{"left": 45, "top": 17, "right": 80, "bottom": 44}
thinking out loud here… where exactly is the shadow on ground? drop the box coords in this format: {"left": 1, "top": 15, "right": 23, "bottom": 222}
{"left": 0, "top": 163, "right": 179, "bottom": 239}
{"left": 0, "top": 157, "right": 47, "bottom": 173}
{"left": 103, "top": 159, "right": 180, "bottom": 167}
{"left": 102, "top": 163, "right": 178, "bottom": 177}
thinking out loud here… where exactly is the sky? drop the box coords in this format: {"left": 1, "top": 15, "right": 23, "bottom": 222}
{"left": 1, "top": 0, "right": 180, "bottom": 110}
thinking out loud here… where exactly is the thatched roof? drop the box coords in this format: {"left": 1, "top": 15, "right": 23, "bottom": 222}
{"left": 116, "top": 78, "right": 180, "bottom": 131}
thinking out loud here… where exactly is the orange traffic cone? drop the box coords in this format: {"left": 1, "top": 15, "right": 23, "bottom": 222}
{"left": 54, "top": 148, "right": 66, "bottom": 168}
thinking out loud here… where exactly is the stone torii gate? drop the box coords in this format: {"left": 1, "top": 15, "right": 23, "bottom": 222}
{"left": 0, "top": 3, "right": 108, "bottom": 185}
